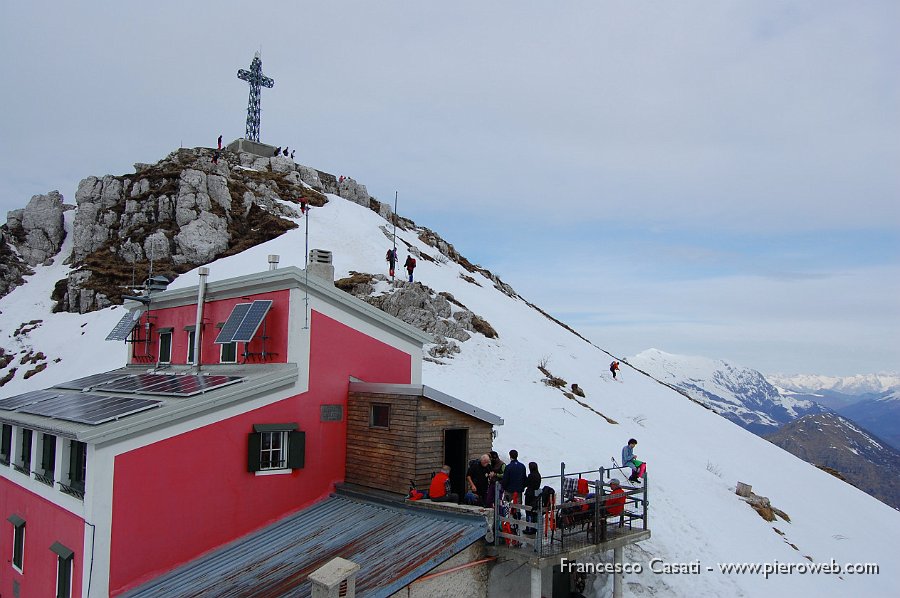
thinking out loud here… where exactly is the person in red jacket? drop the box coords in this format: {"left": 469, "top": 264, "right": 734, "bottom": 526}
{"left": 610, "top": 360, "right": 620, "bottom": 380}
{"left": 605, "top": 479, "right": 627, "bottom": 516}
{"left": 429, "top": 465, "right": 459, "bottom": 503}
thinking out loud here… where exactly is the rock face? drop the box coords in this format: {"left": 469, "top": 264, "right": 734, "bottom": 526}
{"left": 5, "top": 191, "right": 67, "bottom": 266}
{"left": 335, "top": 273, "right": 497, "bottom": 359}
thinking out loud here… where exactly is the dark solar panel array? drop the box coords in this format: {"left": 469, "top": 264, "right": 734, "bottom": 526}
{"left": 106, "top": 310, "right": 143, "bottom": 341}
{"left": 19, "top": 393, "right": 160, "bottom": 425}
{"left": 53, "top": 370, "right": 131, "bottom": 391}
{"left": 95, "top": 373, "right": 243, "bottom": 397}
{"left": 214, "top": 303, "right": 252, "bottom": 344}
{"left": 230, "top": 300, "right": 273, "bottom": 343}
{"left": 0, "top": 390, "right": 62, "bottom": 411}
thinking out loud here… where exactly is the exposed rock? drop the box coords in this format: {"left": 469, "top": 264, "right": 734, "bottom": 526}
{"left": 173, "top": 212, "right": 229, "bottom": 264}
{"left": 334, "top": 274, "right": 498, "bottom": 358}
{"left": 5, "top": 191, "right": 67, "bottom": 266}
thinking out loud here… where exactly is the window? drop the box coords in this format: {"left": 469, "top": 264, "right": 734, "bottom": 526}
{"left": 158, "top": 330, "right": 172, "bottom": 364}
{"left": 247, "top": 424, "right": 305, "bottom": 473}
{"left": 8, "top": 515, "right": 25, "bottom": 572}
{"left": 61, "top": 440, "right": 87, "bottom": 499}
{"left": 0, "top": 424, "right": 10, "bottom": 465}
{"left": 15, "top": 428, "right": 33, "bottom": 475}
{"left": 220, "top": 341, "right": 237, "bottom": 363}
{"left": 186, "top": 328, "right": 196, "bottom": 363}
{"left": 370, "top": 404, "right": 390, "bottom": 429}
{"left": 37, "top": 434, "right": 56, "bottom": 486}
{"left": 51, "top": 542, "right": 74, "bottom": 598}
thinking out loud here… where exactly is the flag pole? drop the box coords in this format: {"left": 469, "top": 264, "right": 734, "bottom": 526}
{"left": 392, "top": 191, "right": 398, "bottom": 280}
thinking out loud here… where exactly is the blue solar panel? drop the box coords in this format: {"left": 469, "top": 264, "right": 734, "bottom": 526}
{"left": 106, "top": 310, "right": 142, "bottom": 341}
{"left": 230, "top": 300, "right": 273, "bottom": 343}
{"left": 54, "top": 370, "right": 131, "bottom": 391}
{"left": 0, "top": 390, "right": 62, "bottom": 411}
{"left": 95, "top": 373, "right": 243, "bottom": 397}
{"left": 20, "top": 393, "right": 161, "bottom": 425}
{"left": 215, "top": 303, "right": 252, "bottom": 344}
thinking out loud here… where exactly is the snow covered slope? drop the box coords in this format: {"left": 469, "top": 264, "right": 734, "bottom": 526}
{"left": 629, "top": 348, "right": 826, "bottom": 435}
{"left": 2, "top": 192, "right": 899, "bottom": 597}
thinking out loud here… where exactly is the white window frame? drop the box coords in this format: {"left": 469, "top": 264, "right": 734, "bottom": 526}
{"left": 12, "top": 521, "right": 25, "bottom": 573}
{"left": 259, "top": 430, "right": 289, "bottom": 472}
{"left": 158, "top": 331, "right": 172, "bottom": 364}
{"left": 56, "top": 552, "right": 73, "bottom": 598}
{"left": 219, "top": 341, "right": 237, "bottom": 364}
{"left": 186, "top": 331, "right": 196, "bottom": 363}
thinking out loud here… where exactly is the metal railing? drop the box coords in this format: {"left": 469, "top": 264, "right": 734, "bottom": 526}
{"left": 494, "top": 462, "right": 648, "bottom": 557}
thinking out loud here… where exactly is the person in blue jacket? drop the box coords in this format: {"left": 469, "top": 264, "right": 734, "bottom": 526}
{"left": 622, "top": 438, "right": 646, "bottom": 483}
{"left": 502, "top": 449, "right": 527, "bottom": 499}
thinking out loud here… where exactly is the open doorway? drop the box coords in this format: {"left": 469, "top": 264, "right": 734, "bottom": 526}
{"left": 443, "top": 428, "right": 469, "bottom": 496}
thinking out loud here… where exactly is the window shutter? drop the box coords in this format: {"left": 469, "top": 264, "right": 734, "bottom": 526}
{"left": 42, "top": 435, "right": 56, "bottom": 472}
{"left": 247, "top": 432, "right": 261, "bottom": 472}
{"left": 288, "top": 431, "right": 305, "bottom": 469}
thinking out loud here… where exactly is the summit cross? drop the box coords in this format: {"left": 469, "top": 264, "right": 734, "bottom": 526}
{"left": 237, "top": 52, "right": 275, "bottom": 142}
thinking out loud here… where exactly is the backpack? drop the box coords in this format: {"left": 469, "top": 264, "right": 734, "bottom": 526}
{"left": 409, "top": 257, "right": 416, "bottom": 268}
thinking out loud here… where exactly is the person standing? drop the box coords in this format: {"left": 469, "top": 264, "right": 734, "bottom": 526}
{"left": 465, "top": 454, "right": 492, "bottom": 506}
{"left": 404, "top": 254, "right": 417, "bottom": 282}
{"left": 523, "top": 461, "right": 542, "bottom": 535}
{"left": 217, "top": 134, "right": 222, "bottom": 150}
{"left": 502, "top": 450, "right": 527, "bottom": 498}
{"left": 610, "top": 360, "right": 620, "bottom": 380}
{"left": 386, "top": 248, "right": 398, "bottom": 278}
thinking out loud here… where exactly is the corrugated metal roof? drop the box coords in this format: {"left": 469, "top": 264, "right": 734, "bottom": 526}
{"left": 348, "top": 382, "right": 504, "bottom": 426}
{"left": 123, "top": 494, "right": 487, "bottom": 598}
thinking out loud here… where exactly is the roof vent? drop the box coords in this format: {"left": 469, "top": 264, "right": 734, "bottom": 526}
{"left": 307, "top": 249, "right": 334, "bottom": 284}
{"left": 309, "top": 557, "right": 359, "bottom": 598}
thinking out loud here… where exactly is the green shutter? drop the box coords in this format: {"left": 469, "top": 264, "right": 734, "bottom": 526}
{"left": 42, "top": 435, "right": 56, "bottom": 473}
{"left": 247, "top": 432, "right": 261, "bottom": 472}
{"left": 288, "top": 431, "right": 305, "bottom": 469}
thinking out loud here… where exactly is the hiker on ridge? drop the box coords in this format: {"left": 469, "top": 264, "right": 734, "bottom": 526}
{"left": 610, "top": 360, "right": 620, "bottom": 380}
{"left": 404, "top": 254, "right": 417, "bottom": 282}
{"left": 386, "top": 248, "right": 398, "bottom": 278}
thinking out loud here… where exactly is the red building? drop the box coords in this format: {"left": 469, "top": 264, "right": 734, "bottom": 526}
{"left": 0, "top": 256, "right": 451, "bottom": 597}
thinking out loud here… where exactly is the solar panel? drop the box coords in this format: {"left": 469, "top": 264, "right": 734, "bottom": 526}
{"left": 53, "top": 370, "right": 131, "bottom": 391}
{"left": 230, "top": 300, "right": 273, "bottom": 343}
{"left": 0, "top": 390, "right": 62, "bottom": 411}
{"left": 215, "top": 303, "right": 252, "bottom": 344}
{"left": 95, "top": 373, "right": 243, "bottom": 397}
{"left": 105, "top": 310, "right": 143, "bottom": 341}
{"left": 19, "top": 393, "right": 161, "bottom": 425}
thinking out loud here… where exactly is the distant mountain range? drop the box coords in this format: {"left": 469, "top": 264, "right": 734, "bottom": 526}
{"left": 766, "top": 412, "right": 900, "bottom": 510}
{"left": 768, "top": 373, "right": 900, "bottom": 396}
{"left": 628, "top": 349, "right": 827, "bottom": 435}
{"left": 769, "top": 375, "right": 900, "bottom": 452}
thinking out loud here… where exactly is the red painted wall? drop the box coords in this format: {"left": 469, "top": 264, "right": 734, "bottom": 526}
{"left": 109, "top": 309, "right": 412, "bottom": 595}
{"left": 130, "top": 290, "right": 290, "bottom": 365}
{"left": 0, "top": 477, "right": 84, "bottom": 598}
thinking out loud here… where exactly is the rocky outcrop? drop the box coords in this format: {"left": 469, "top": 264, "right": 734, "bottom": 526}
{"left": 5, "top": 191, "right": 67, "bottom": 266}
{"left": 0, "top": 232, "right": 31, "bottom": 298}
{"left": 335, "top": 273, "right": 498, "bottom": 359}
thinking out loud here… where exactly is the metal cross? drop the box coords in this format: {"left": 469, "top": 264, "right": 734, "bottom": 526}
{"left": 237, "top": 52, "right": 275, "bottom": 142}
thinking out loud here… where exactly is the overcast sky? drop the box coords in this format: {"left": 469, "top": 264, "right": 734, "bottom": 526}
{"left": 1, "top": 1, "right": 897, "bottom": 376}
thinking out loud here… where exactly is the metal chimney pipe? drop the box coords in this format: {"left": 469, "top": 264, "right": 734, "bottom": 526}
{"left": 193, "top": 267, "right": 209, "bottom": 370}
{"left": 268, "top": 254, "right": 280, "bottom": 271}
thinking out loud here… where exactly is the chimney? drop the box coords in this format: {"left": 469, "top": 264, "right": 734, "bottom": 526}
{"left": 192, "top": 267, "right": 209, "bottom": 370}
{"left": 268, "top": 254, "right": 280, "bottom": 271}
{"left": 309, "top": 557, "right": 360, "bottom": 598}
{"left": 307, "top": 249, "right": 334, "bottom": 284}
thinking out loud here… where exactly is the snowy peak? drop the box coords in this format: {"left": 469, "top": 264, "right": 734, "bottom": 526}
{"left": 630, "top": 348, "right": 826, "bottom": 434}
{"left": 767, "top": 372, "right": 900, "bottom": 395}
